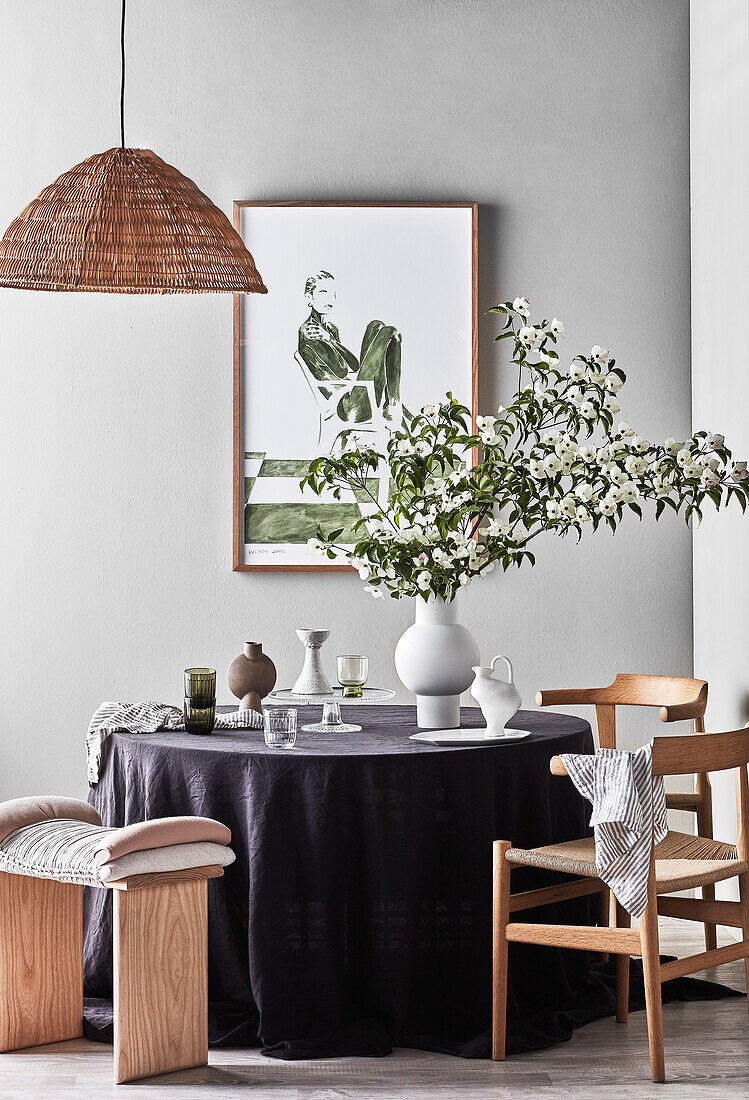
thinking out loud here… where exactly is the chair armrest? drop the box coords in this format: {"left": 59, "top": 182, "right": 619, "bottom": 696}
{"left": 536, "top": 688, "right": 599, "bottom": 707}
{"left": 659, "top": 697, "right": 707, "bottom": 723}
{"left": 326, "top": 378, "right": 377, "bottom": 401}
{"left": 549, "top": 755, "right": 569, "bottom": 777}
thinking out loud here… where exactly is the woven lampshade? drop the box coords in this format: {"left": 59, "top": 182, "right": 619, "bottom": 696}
{"left": 0, "top": 147, "right": 267, "bottom": 294}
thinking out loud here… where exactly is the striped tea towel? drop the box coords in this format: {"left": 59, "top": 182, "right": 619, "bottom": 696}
{"left": 559, "top": 744, "right": 667, "bottom": 918}
{"left": 87, "top": 701, "right": 263, "bottom": 786}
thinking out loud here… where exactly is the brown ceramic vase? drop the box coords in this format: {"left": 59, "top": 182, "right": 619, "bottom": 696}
{"left": 227, "top": 642, "right": 277, "bottom": 714}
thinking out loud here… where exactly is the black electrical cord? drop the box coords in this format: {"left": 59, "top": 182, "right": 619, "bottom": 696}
{"left": 120, "top": 0, "right": 126, "bottom": 148}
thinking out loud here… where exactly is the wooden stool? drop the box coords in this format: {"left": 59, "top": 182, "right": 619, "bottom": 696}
{"left": 0, "top": 800, "right": 233, "bottom": 1084}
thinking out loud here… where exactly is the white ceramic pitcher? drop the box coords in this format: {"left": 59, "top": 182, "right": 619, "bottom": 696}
{"left": 470, "top": 656, "right": 522, "bottom": 737}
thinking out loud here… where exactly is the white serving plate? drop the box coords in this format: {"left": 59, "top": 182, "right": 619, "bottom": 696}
{"left": 409, "top": 729, "right": 532, "bottom": 746}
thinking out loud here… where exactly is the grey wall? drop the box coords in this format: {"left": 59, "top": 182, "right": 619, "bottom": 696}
{"left": 691, "top": 0, "right": 749, "bottom": 888}
{"left": 0, "top": 0, "right": 692, "bottom": 799}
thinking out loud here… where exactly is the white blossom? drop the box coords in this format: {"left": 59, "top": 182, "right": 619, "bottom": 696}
{"left": 416, "top": 571, "right": 431, "bottom": 590}
{"left": 663, "top": 438, "right": 679, "bottom": 455}
{"left": 591, "top": 345, "right": 609, "bottom": 364}
{"left": 550, "top": 317, "right": 565, "bottom": 336}
{"left": 513, "top": 296, "right": 531, "bottom": 317}
{"left": 569, "top": 359, "right": 587, "bottom": 381}
{"left": 476, "top": 414, "right": 497, "bottom": 431}
{"left": 487, "top": 518, "right": 510, "bottom": 537}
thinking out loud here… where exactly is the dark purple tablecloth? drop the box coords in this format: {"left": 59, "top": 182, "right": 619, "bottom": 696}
{"left": 83, "top": 704, "right": 738, "bottom": 1058}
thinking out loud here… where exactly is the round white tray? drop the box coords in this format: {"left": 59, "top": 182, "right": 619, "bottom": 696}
{"left": 409, "top": 729, "right": 531, "bottom": 746}
{"left": 267, "top": 687, "right": 395, "bottom": 706}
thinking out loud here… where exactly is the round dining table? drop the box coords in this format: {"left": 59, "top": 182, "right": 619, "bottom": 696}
{"left": 83, "top": 704, "right": 604, "bottom": 1058}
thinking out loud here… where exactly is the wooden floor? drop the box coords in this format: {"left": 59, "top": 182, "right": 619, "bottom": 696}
{"left": 0, "top": 920, "right": 745, "bottom": 1099}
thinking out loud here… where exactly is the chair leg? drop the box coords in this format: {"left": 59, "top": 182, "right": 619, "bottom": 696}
{"left": 614, "top": 898, "right": 631, "bottom": 1023}
{"left": 113, "top": 878, "right": 208, "bottom": 1084}
{"left": 696, "top": 777, "right": 717, "bottom": 951}
{"left": 0, "top": 871, "right": 83, "bottom": 1052}
{"left": 739, "top": 870, "right": 749, "bottom": 1018}
{"left": 598, "top": 888, "right": 611, "bottom": 962}
{"left": 640, "top": 875, "right": 665, "bottom": 1082}
{"left": 492, "top": 841, "right": 511, "bottom": 1060}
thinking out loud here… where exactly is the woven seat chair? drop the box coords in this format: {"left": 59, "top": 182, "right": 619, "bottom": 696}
{"left": 535, "top": 674, "right": 717, "bottom": 948}
{"left": 492, "top": 727, "right": 749, "bottom": 1083}
{"left": 0, "top": 796, "right": 235, "bottom": 1084}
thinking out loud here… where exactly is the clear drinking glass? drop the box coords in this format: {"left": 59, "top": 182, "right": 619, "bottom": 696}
{"left": 184, "top": 668, "right": 216, "bottom": 734}
{"left": 337, "top": 655, "right": 368, "bottom": 698}
{"left": 264, "top": 707, "right": 298, "bottom": 748}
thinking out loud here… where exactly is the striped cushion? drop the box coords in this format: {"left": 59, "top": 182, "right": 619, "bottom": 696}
{"left": 0, "top": 819, "right": 234, "bottom": 887}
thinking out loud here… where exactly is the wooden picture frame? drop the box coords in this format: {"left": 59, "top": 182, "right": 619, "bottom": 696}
{"left": 233, "top": 201, "right": 478, "bottom": 572}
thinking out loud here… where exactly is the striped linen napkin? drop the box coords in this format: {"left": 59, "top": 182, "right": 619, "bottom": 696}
{"left": 559, "top": 744, "right": 667, "bottom": 918}
{"left": 87, "top": 701, "right": 263, "bottom": 786}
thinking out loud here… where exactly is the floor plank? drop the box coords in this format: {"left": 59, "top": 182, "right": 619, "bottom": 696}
{"left": 0, "top": 920, "right": 744, "bottom": 1098}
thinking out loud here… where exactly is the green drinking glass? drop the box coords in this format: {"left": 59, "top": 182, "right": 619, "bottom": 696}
{"left": 184, "top": 668, "right": 216, "bottom": 734}
{"left": 337, "top": 655, "right": 368, "bottom": 698}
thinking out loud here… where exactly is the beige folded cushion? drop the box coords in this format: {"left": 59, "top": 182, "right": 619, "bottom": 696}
{"left": 92, "top": 816, "right": 231, "bottom": 866}
{"left": 97, "top": 841, "right": 236, "bottom": 882}
{"left": 0, "top": 796, "right": 101, "bottom": 845}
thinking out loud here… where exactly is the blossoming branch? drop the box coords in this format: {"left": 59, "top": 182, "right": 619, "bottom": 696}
{"left": 300, "top": 298, "right": 749, "bottom": 602}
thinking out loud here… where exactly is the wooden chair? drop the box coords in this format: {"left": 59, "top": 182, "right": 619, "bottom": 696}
{"left": 492, "top": 726, "right": 749, "bottom": 1082}
{"left": 535, "top": 674, "right": 717, "bottom": 949}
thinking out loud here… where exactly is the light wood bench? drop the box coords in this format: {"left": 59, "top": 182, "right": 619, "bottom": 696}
{"left": 0, "top": 803, "right": 233, "bottom": 1084}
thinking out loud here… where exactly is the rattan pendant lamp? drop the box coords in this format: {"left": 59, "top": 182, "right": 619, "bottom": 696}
{"left": 0, "top": 0, "right": 266, "bottom": 295}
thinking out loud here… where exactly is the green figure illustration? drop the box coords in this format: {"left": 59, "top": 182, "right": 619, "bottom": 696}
{"left": 297, "top": 270, "right": 404, "bottom": 431}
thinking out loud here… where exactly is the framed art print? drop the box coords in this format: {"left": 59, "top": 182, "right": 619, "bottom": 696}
{"left": 233, "top": 201, "right": 478, "bottom": 570}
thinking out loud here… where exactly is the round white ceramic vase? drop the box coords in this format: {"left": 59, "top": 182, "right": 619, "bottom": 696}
{"left": 394, "top": 595, "right": 480, "bottom": 729}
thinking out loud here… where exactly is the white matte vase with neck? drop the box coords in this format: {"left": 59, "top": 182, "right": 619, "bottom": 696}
{"left": 394, "top": 595, "right": 480, "bottom": 728}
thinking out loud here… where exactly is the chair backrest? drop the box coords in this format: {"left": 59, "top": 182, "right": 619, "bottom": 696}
{"left": 655, "top": 728, "right": 749, "bottom": 860}
{"left": 651, "top": 727, "right": 749, "bottom": 776}
{"left": 551, "top": 725, "right": 749, "bottom": 860}
{"left": 536, "top": 674, "right": 708, "bottom": 749}
{"left": 295, "top": 351, "right": 330, "bottom": 415}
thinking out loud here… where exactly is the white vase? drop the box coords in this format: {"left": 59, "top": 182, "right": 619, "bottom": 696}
{"left": 394, "top": 595, "right": 480, "bottom": 729}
